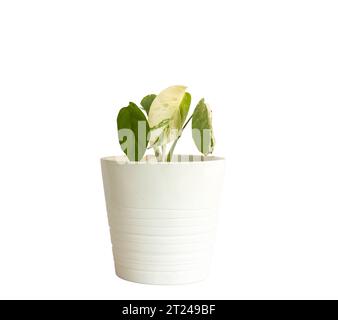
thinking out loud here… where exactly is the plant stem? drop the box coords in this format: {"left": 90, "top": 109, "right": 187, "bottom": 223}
{"left": 162, "top": 145, "right": 166, "bottom": 162}
{"left": 166, "top": 114, "right": 193, "bottom": 162}
{"left": 153, "top": 147, "right": 161, "bottom": 162}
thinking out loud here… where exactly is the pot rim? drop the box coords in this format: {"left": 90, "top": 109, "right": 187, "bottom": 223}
{"left": 101, "top": 154, "right": 225, "bottom": 165}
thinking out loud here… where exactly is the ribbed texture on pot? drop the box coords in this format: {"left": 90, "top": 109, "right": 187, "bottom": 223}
{"left": 109, "top": 207, "right": 217, "bottom": 284}
{"left": 101, "top": 156, "right": 225, "bottom": 285}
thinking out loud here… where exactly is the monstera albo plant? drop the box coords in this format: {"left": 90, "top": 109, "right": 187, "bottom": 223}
{"left": 117, "top": 85, "right": 215, "bottom": 161}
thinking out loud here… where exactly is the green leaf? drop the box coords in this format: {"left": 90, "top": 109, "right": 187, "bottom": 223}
{"left": 117, "top": 102, "right": 150, "bottom": 161}
{"left": 192, "top": 98, "right": 215, "bottom": 155}
{"left": 140, "top": 94, "right": 156, "bottom": 115}
{"left": 179, "top": 92, "right": 191, "bottom": 125}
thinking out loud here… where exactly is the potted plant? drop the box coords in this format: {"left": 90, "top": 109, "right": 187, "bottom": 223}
{"left": 101, "top": 85, "right": 225, "bottom": 284}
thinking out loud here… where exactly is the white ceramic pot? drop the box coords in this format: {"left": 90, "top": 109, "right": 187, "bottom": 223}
{"left": 101, "top": 155, "right": 225, "bottom": 285}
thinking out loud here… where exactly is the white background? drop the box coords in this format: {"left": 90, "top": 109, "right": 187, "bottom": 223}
{"left": 0, "top": 0, "right": 337, "bottom": 299}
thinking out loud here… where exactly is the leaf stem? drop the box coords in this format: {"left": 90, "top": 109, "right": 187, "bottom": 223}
{"left": 153, "top": 147, "right": 161, "bottom": 162}
{"left": 166, "top": 114, "right": 193, "bottom": 162}
{"left": 162, "top": 145, "right": 166, "bottom": 162}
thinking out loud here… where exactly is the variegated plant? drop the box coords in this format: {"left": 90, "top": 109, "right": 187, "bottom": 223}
{"left": 117, "top": 85, "right": 215, "bottom": 162}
